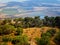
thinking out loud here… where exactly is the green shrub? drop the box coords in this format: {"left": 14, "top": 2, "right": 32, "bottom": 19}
{"left": 0, "top": 28, "right": 3, "bottom": 35}
{"left": 12, "top": 36, "right": 20, "bottom": 44}
{"left": 2, "top": 35, "right": 13, "bottom": 42}
{"left": 36, "top": 36, "right": 50, "bottom": 45}
{"left": 54, "top": 31, "right": 60, "bottom": 45}
{"left": 14, "top": 27, "right": 23, "bottom": 36}
{"left": 0, "top": 24, "right": 16, "bottom": 35}
{"left": 41, "top": 32, "right": 51, "bottom": 37}
{"left": 12, "top": 35, "right": 29, "bottom": 45}
{"left": 47, "top": 29, "right": 56, "bottom": 37}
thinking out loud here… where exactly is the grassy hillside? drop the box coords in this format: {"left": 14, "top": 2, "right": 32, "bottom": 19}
{"left": 23, "top": 27, "right": 59, "bottom": 45}
{"left": 0, "top": 27, "right": 59, "bottom": 45}
{"left": 0, "top": 16, "right": 60, "bottom": 45}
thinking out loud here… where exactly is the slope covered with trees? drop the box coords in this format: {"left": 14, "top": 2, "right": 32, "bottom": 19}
{"left": 0, "top": 16, "right": 60, "bottom": 45}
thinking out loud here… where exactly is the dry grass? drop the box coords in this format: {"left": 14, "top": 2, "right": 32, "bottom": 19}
{"left": 23, "top": 27, "right": 59, "bottom": 45}
{"left": 0, "top": 27, "right": 59, "bottom": 45}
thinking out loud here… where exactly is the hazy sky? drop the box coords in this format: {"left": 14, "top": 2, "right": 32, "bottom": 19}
{"left": 0, "top": 0, "right": 28, "bottom": 3}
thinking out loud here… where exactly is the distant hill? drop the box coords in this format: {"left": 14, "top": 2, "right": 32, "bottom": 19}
{"left": 0, "top": 0, "right": 60, "bottom": 18}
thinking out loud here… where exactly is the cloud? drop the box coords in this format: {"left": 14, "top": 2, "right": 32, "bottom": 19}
{"left": 33, "top": 7, "right": 47, "bottom": 11}
{"left": 0, "top": 3, "right": 6, "bottom": 7}
{"left": 0, "top": 0, "right": 28, "bottom": 3}
{"left": 57, "top": 0, "right": 60, "bottom": 1}
{"left": 41, "top": 3, "right": 60, "bottom": 6}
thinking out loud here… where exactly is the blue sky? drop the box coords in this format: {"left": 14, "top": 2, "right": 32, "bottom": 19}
{"left": 0, "top": 0, "right": 60, "bottom": 3}
{"left": 0, "top": 0, "right": 29, "bottom": 3}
